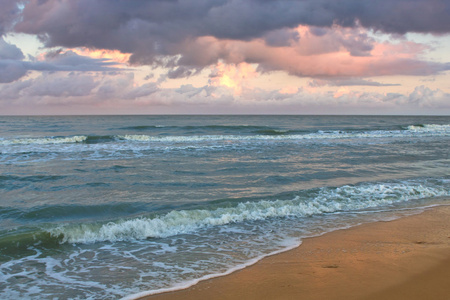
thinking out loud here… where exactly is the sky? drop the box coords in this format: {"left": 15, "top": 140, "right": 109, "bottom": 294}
{"left": 0, "top": 0, "right": 449, "bottom": 115}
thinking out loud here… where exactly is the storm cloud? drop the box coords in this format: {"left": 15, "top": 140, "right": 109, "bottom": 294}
{"left": 6, "top": 0, "right": 450, "bottom": 69}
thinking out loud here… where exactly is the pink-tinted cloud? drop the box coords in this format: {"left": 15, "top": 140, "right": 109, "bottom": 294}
{"left": 0, "top": 1, "right": 448, "bottom": 85}
{"left": 180, "top": 26, "right": 449, "bottom": 79}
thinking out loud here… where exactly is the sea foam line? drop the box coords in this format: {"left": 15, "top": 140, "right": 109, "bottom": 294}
{"left": 49, "top": 181, "right": 449, "bottom": 244}
{"left": 0, "top": 136, "right": 87, "bottom": 145}
{"left": 119, "top": 124, "right": 450, "bottom": 143}
{"left": 122, "top": 205, "right": 446, "bottom": 299}
{"left": 1, "top": 124, "right": 448, "bottom": 146}
{"left": 121, "top": 236, "right": 302, "bottom": 300}
{"left": 123, "top": 203, "right": 446, "bottom": 300}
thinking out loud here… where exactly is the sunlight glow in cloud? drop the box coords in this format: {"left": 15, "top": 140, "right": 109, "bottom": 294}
{"left": 279, "top": 86, "right": 299, "bottom": 95}
{"left": 71, "top": 48, "right": 132, "bottom": 65}
{"left": 209, "top": 62, "right": 258, "bottom": 95}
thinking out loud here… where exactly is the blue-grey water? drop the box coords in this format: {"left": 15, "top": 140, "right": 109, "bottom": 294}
{"left": 0, "top": 115, "right": 449, "bottom": 299}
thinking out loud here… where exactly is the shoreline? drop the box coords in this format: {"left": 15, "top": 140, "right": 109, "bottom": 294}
{"left": 136, "top": 204, "right": 450, "bottom": 300}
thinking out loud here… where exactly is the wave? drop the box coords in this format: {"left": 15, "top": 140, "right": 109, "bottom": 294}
{"left": 0, "top": 229, "right": 61, "bottom": 260}
{"left": 1, "top": 124, "right": 448, "bottom": 147}
{"left": 84, "top": 135, "right": 116, "bottom": 144}
{"left": 48, "top": 179, "right": 449, "bottom": 244}
{"left": 0, "top": 175, "right": 66, "bottom": 190}
{"left": 0, "top": 202, "right": 148, "bottom": 222}
{"left": 119, "top": 125, "right": 272, "bottom": 131}
{"left": 0, "top": 203, "right": 151, "bottom": 257}
{"left": 0, "top": 135, "right": 119, "bottom": 146}
{"left": 253, "top": 129, "right": 292, "bottom": 135}
{"left": 0, "top": 174, "right": 66, "bottom": 183}
{"left": 119, "top": 125, "right": 167, "bottom": 130}
{"left": 0, "top": 135, "right": 87, "bottom": 145}
{"left": 119, "top": 123, "right": 450, "bottom": 142}
{"left": 406, "top": 124, "right": 450, "bottom": 132}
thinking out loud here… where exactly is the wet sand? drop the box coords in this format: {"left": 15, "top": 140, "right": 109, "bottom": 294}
{"left": 139, "top": 205, "right": 450, "bottom": 300}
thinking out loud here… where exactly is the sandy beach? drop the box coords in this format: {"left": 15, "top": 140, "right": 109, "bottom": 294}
{"left": 140, "top": 204, "right": 450, "bottom": 300}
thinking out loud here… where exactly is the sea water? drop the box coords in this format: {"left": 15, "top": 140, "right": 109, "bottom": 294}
{"left": 0, "top": 115, "right": 449, "bottom": 299}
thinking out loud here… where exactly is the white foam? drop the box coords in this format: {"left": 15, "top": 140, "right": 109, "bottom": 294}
{"left": 118, "top": 124, "right": 450, "bottom": 144}
{"left": 0, "top": 136, "right": 87, "bottom": 145}
{"left": 50, "top": 181, "right": 449, "bottom": 244}
{"left": 407, "top": 124, "right": 450, "bottom": 132}
{"left": 1, "top": 124, "right": 447, "bottom": 149}
{"left": 121, "top": 236, "right": 302, "bottom": 300}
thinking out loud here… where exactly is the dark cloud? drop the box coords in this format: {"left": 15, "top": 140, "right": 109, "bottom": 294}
{"left": 0, "top": 0, "right": 22, "bottom": 36}
{"left": 123, "top": 82, "right": 159, "bottom": 99}
{"left": 25, "top": 73, "right": 98, "bottom": 97}
{"left": 337, "top": 31, "right": 374, "bottom": 57}
{"left": 0, "top": 60, "right": 27, "bottom": 83}
{"left": 263, "top": 29, "right": 300, "bottom": 47}
{"left": 35, "top": 49, "right": 123, "bottom": 71}
{"left": 309, "top": 27, "right": 328, "bottom": 37}
{"left": 332, "top": 0, "right": 450, "bottom": 35}
{"left": 167, "top": 66, "right": 196, "bottom": 79}
{"left": 0, "top": 39, "right": 26, "bottom": 82}
{"left": 0, "top": 39, "right": 125, "bottom": 82}
{"left": 0, "top": 71, "right": 161, "bottom": 103}
{"left": 0, "top": 37, "right": 24, "bottom": 59}
{"left": 6, "top": 0, "right": 450, "bottom": 67}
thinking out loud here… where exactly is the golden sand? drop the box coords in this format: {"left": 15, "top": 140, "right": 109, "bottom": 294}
{"left": 140, "top": 205, "right": 450, "bottom": 300}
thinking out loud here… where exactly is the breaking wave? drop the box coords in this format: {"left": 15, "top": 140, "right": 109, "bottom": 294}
{"left": 49, "top": 179, "right": 449, "bottom": 244}
{"left": 0, "top": 124, "right": 448, "bottom": 147}
{"left": 0, "top": 135, "right": 87, "bottom": 145}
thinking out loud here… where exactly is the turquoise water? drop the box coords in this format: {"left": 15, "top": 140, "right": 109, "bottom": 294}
{"left": 0, "top": 115, "right": 449, "bottom": 299}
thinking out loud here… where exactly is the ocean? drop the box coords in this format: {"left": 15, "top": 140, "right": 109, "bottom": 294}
{"left": 0, "top": 115, "right": 449, "bottom": 299}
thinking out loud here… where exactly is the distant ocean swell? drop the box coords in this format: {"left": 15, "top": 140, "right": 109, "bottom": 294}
{"left": 0, "top": 124, "right": 449, "bottom": 147}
